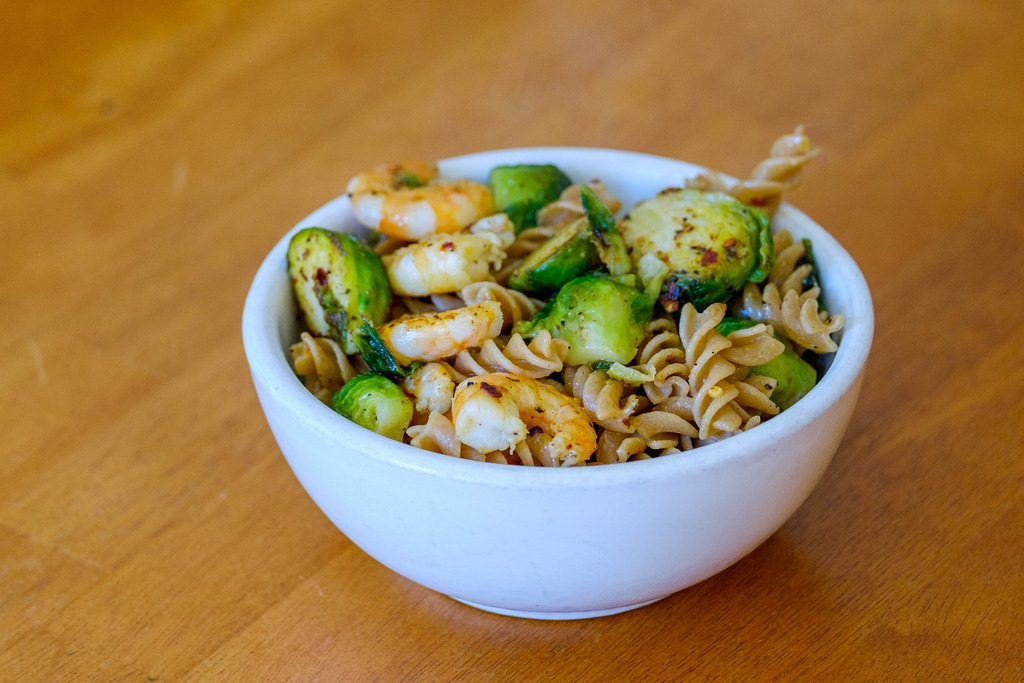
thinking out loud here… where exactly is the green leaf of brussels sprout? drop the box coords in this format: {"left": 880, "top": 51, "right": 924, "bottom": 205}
{"left": 287, "top": 228, "right": 392, "bottom": 354}
{"left": 514, "top": 273, "right": 654, "bottom": 365}
{"left": 487, "top": 164, "right": 573, "bottom": 234}
{"left": 353, "top": 318, "right": 419, "bottom": 380}
{"left": 330, "top": 372, "right": 413, "bottom": 441}
{"left": 580, "top": 184, "right": 632, "bottom": 277}
{"left": 618, "top": 189, "right": 774, "bottom": 311}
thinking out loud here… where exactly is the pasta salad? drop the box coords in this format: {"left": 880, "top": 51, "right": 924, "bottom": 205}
{"left": 286, "top": 128, "right": 843, "bottom": 466}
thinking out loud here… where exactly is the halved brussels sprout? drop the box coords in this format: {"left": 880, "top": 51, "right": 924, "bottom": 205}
{"left": 507, "top": 217, "right": 599, "bottom": 295}
{"left": 287, "top": 228, "right": 392, "bottom": 354}
{"left": 487, "top": 164, "right": 573, "bottom": 233}
{"left": 619, "top": 189, "right": 774, "bottom": 311}
{"left": 330, "top": 372, "right": 413, "bottom": 441}
{"left": 716, "top": 317, "right": 818, "bottom": 410}
{"left": 514, "top": 274, "right": 653, "bottom": 365}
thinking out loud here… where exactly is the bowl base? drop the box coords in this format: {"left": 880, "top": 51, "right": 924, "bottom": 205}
{"left": 451, "top": 595, "right": 667, "bottom": 620}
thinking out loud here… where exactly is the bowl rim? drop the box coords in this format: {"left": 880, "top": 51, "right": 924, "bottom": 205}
{"left": 242, "top": 146, "right": 874, "bottom": 489}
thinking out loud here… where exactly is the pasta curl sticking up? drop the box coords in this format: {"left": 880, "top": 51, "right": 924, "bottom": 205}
{"left": 678, "top": 303, "right": 744, "bottom": 439}
{"left": 289, "top": 332, "right": 358, "bottom": 404}
{"left": 686, "top": 125, "right": 820, "bottom": 214}
{"left": 453, "top": 330, "right": 569, "bottom": 380}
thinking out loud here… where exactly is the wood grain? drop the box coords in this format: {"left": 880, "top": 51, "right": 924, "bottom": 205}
{"left": 2, "top": 1, "right": 1023, "bottom": 679}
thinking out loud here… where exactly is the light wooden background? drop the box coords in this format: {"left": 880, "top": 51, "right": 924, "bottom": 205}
{"left": 2, "top": 1, "right": 1023, "bottom": 679}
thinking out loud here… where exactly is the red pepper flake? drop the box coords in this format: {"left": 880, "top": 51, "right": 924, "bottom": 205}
{"left": 480, "top": 382, "right": 502, "bottom": 398}
{"left": 701, "top": 249, "right": 719, "bottom": 266}
{"left": 723, "top": 238, "right": 736, "bottom": 247}
{"left": 314, "top": 268, "right": 329, "bottom": 286}
{"left": 440, "top": 241, "right": 455, "bottom": 252}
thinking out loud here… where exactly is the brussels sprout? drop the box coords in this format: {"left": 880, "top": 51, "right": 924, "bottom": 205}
{"left": 514, "top": 274, "right": 654, "bottom": 365}
{"left": 288, "top": 228, "right": 391, "bottom": 354}
{"left": 619, "top": 189, "right": 774, "bottom": 311}
{"left": 507, "top": 217, "right": 599, "bottom": 295}
{"left": 487, "top": 164, "right": 573, "bottom": 234}
{"left": 330, "top": 372, "right": 413, "bottom": 441}
{"left": 715, "top": 317, "right": 818, "bottom": 410}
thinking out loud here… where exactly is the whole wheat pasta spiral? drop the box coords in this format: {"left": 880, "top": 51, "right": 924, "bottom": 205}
{"left": 737, "top": 282, "right": 843, "bottom": 354}
{"left": 634, "top": 317, "right": 690, "bottom": 403}
{"left": 563, "top": 365, "right": 643, "bottom": 433}
{"left": 678, "top": 303, "right": 744, "bottom": 439}
{"left": 721, "top": 323, "right": 785, "bottom": 367}
{"left": 460, "top": 281, "right": 543, "bottom": 330}
{"left": 406, "top": 411, "right": 463, "bottom": 458}
{"left": 289, "top": 332, "right": 358, "bottom": 404}
{"left": 732, "top": 375, "right": 780, "bottom": 416}
{"left": 630, "top": 410, "right": 698, "bottom": 451}
{"left": 595, "top": 431, "right": 649, "bottom": 464}
{"left": 686, "top": 126, "right": 820, "bottom": 214}
{"left": 452, "top": 330, "right": 569, "bottom": 379}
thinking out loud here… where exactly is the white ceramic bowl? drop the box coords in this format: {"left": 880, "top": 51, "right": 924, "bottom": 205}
{"left": 242, "top": 148, "right": 873, "bottom": 619}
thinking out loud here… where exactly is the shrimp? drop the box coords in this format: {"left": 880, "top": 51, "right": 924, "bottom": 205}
{"left": 452, "top": 372, "right": 598, "bottom": 467}
{"left": 376, "top": 301, "right": 503, "bottom": 364}
{"left": 382, "top": 229, "right": 507, "bottom": 297}
{"left": 347, "top": 161, "right": 494, "bottom": 240}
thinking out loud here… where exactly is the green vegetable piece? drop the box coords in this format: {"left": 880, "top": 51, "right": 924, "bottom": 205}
{"left": 619, "top": 189, "right": 774, "bottom": 310}
{"left": 580, "top": 185, "right": 632, "bottom": 277}
{"left": 755, "top": 344, "right": 818, "bottom": 410}
{"left": 715, "top": 317, "right": 818, "bottom": 410}
{"left": 330, "top": 373, "right": 413, "bottom": 441}
{"left": 487, "top": 164, "right": 572, "bottom": 234}
{"left": 507, "top": 217, "right": 599, "bottom": 295}
{"left": 514, "top": 274, "right": 653, "bottom": 365}
{"left": 353, "top": 317, "right": 418, "bottom": 380}
{"left": 288, "top": 228, "right": 392, "bottom": 354}
{"left": 591, "top": 360, "right": 656, "bottom": 385}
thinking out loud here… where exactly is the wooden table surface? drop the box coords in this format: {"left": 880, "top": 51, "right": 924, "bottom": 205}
{"left": 3, "top": 1, "right": 1023, "bottom": 680}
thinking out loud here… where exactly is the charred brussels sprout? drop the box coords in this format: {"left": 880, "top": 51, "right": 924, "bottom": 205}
{"left": 619, "top": 189, "right": 773, "bottom": 311}
{"left": 716, "top": 318, "right": 818, "bottom": 410}
{"left": 330, "top": 373, "right": 413, "bottom": 441}
{"left": 487, "top": 164, "right": 572, "bottom": 233}
{"left": 507, "top": 217, "right": 599, "bottom": 295}
{"left": 514, "top": 274, "right": 654, "bottom": 365}
{"left": 287, "top": 228, "right": 391, "bottom": 354}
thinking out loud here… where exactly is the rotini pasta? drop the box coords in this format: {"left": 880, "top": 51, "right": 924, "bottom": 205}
{"left": 452, "top": 330, "right": 569, "bottom": 379}
{"left": 686, "top": 126, "right": 820, "bottom": 215}
{"left": 564, "top": 365, "right": 644, "bottom": 433}
{"left": 290, "top": 332, "right": 358, "bottom": 404}
{"left": 459, "top": 281, "right": 543, "bottom": 330}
